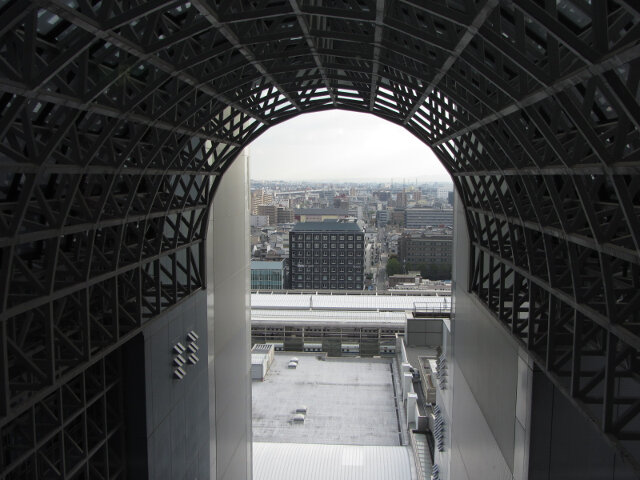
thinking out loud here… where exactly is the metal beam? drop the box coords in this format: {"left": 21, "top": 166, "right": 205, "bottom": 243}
{"left": 190, "top": 0, "right": 302, "bottom": 112}
{"left": 403, "top": 0, "right": 498, "bottom": 125}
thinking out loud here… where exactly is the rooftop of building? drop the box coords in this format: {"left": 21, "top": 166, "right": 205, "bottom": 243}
{"left": 294, "top": 208, "right": 349, "bottom": 215}
{"left": 251, "top": 291, "right": 451, "bottom": 312}
{"left": 291, "top": 221, "right": 362, "bottom": 232}
{"left": 405, "top": 206, "right": 453, "bottom": 211}
{"left": 252, "top": 353, "right": 400, "bottom": 445}
{"left": 401, "top": 226, "right": 453, "bottom": 234}
{"left": 251, "top": 309, "right": 406, "bottom": 328}
{"left": 251, "top": 260, "right": 285, "bottom": 269}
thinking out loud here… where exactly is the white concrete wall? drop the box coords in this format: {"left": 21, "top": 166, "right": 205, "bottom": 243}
{"left": 447, "top": 190, "right": 533, "bottom": 480}
{"left": 207, "top": 151, "right": 252, "bottom": 480}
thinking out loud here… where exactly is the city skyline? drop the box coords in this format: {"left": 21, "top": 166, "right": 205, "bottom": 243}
{"left": 249, "top": 110, "right": 451, "bottom": 183}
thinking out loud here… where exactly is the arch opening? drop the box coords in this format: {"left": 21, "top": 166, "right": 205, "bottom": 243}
{"left": 1, "top": 1, "right": 640, "bottom": 478}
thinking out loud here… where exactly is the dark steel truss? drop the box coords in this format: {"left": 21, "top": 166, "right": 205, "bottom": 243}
{"left": 1, "top": 0, "right": 640, "bottom": 476}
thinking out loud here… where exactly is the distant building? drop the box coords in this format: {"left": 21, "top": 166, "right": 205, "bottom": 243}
{"left": 436, "top": 187, "right": 450, "bottom": 200}
{"left": 390, "top": 209, "right": 405, "bottom": 227}
{"left": 404, "top": 207, "right": 453, "bottom": 229}
{"left": 289, "top": 221, "right": 364, "bottom": 290}
{"left": 447, "top": 191, "right": 454, "bottom": 206}
{"left": 294, "top": 208, "right": 349, "bottom": 222}
{"left": 388, "top": 273, "right": 422, "bottom": 288}
{"left": 257, "top": 205, "right": 294, "bottom": 225}
{"left": 396, "top": 190, "right": 408, "bottom": 208}
{"left": 398, "top": 230, "right": 453, "bottom": 280}
{"left": 251, "top": 215, "right": 269, "bottom": 228}
{"left": 333, "top": 196, "right": 349, "bottom": 210}
{"left": 348, "top": 205, "right": 363, "bottom": 222}
{"left": 251, "top": 260, "right": 285, "bottom": 289}
{"left": 256, "top": 205, "right": 277, "bottom": 224}
{"left": 374, "top": 190, "right": 391, "bottom": 201}
{"left": 377, "top": 209, "right": 389, "bottom": 227}
{"left": 276, "top": 207, "right": 294, "bottom": 224}
{"left": 251, "top": 189, "right": 274, "bottom": 214}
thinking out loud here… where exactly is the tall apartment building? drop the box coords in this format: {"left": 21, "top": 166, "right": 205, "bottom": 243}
{"left": 251, "top": 188, "right": 274, "bottom": 214}
{"left": 404, "top": 207, "right": 453, "bottom": 228}
{"left": 396, "top": 190, "right": 408, "bottom": 208}
{"left": 256, "top": 204, "right": 294, "bottom": 225}
{"left": 289, "top": 222, "right": 365, "bottom": 290}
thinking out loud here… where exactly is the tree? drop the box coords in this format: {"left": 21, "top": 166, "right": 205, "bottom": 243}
{"left": 386, "top": 257, "right": 403, "bottom": 276}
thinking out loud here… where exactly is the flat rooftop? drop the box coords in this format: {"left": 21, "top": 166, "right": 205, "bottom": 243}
{"left": 295, "top": 208, "right": 349, "bottom": 215}
{"left": 252, "top": 354, "right": 400, "bottom": 446}
{"left": 251, "top": 292, "right": 451, "bottom": 312}
{"left": 291, "top": 221, "right": 362, "bottom": 232}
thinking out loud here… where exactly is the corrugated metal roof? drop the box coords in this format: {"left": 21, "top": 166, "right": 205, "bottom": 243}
{"left": 251, "top": 309, "right": 405, "bottom": 328}
{"left": 251, "top": 292, "right": 451, "bottom": 312}
{"left": 253, "top": 443, "right": 413, "bottom": 480}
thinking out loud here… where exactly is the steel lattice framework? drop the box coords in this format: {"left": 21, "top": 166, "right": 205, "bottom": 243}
{"left": 1, "top": 0, "right": 640, "bottom": 477}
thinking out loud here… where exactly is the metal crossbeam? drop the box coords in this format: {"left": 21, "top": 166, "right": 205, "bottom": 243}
{"left": 402, "top": 0, "right": 498, "bottom": 125}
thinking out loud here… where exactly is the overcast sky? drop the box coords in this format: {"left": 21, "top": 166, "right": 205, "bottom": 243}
{"left": 248, "top": 110, "right": 451, "bottom": 183}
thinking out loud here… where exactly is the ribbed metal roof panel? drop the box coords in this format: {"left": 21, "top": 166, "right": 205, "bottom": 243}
{"left": 251, "top": 309, "right": 406, "bottom": 328}
{"left": 253, "top": 443, "right": 413, "bottom": 480}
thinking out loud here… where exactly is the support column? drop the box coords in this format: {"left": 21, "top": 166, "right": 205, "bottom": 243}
{"left": 207, "top": 150, "right": 252, "bottom": 480}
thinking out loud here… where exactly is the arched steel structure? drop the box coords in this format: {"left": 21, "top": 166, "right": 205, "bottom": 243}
{"left": 1, "top": 0, "right": 640, "bottom": 477}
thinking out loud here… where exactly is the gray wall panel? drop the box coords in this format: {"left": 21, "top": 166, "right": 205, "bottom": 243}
{"left": 143, "top": 291, "right": 210, "bottom": 480}
{"left": 451, "top": 190, "right": 526, "bottom": 479}
{"left": 450, "top": 359, "right": 513, "bottom": 480}
{"left": 454, "top": 290, "right": 518, "bottom": 471}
